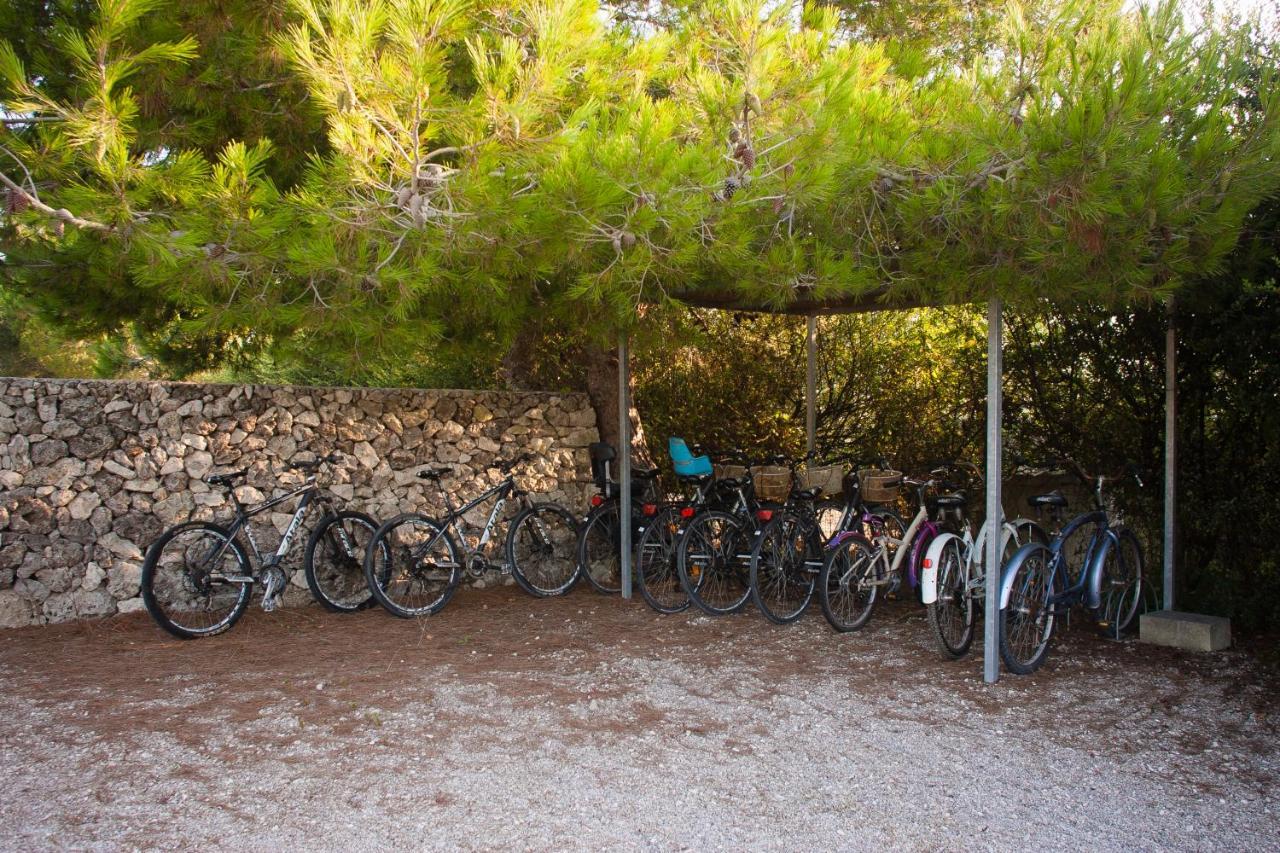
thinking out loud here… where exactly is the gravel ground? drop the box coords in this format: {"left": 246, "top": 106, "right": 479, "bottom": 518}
{"left": 0, "top": 586, "right": 1276, "bottom": 851}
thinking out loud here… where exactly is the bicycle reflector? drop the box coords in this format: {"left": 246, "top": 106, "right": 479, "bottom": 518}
{"left": 679, "top": 507, "right": 696, "bottom": 519}
{"left": 642, "top": 504, "right": 657, "bottom": 516}
{"left": 923, "top": 558, "right": 932, "bottom": 568}
{"left": 755, "top": 509, "right": 774, "bottom": 522}
{"left": 590, "top": 495, "right": 604, "bottom": 507}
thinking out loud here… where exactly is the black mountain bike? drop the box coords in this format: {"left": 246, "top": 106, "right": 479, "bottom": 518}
{"left": 140, "top": 453, "right": 384, "bottom": 639}
{"left": 363, "top": 453, "right": 580, "bottom": 617}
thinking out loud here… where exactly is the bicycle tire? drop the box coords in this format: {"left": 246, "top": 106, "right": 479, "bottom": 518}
{"left": 636, "top": 506, "right": 691, "bottom": 614}
{"left": 507, "top": 503, "right": 581, "bottom": 597}
{"left": 576, "top": 501, "right": 624, "bottom": 595}
{"left": 749, "top": 512, "right": 820, "bottom": 624}
{"left": 1095, "top": 527, "right": 1144, "bottom": 639}
{"left": 304, "top": 510, "right": 384, "bottom": 612}
{"left": 363, "top": 513, "right": 462, "bottom": 617}
{"left": 141, "top": 521, "right": 253, "bottom": 639}
{"left": 817, "top": 534, "right": 879, "bottom": 632}
{"left": 999, "top": 543, "right": 1058, "bottom": 674}
{"left": 677, "top": 510, "right": 753, "bottom": 616}
{"left": 927, "top": 536, "right": 974, "bottom": 658}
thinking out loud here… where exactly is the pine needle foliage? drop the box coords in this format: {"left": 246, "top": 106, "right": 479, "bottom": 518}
{"left": 1, "top": 0, "right": 1278, "bottom": 376}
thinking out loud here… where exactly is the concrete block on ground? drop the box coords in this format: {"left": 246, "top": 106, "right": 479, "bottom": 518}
{"left": 1140, "top": 610, "right": 1231, "bottom": 652}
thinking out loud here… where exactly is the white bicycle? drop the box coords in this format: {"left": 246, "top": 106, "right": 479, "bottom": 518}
{"left": 920, "top": 484, "right": 1046, "bottom": 659}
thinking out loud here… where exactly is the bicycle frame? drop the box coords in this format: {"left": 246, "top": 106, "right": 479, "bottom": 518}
{"left": 920, "top": 516, "right": 1021, "bottom": 605}
{"left": 999, "top": 509, "right": 1117, "bottom": 612}
{"left": 827, "top": 503, "right": 936, "bottom": 588}
{"left": 429, "top": 477, "right": 525, "bottom": 563}
{"left": 200, "top": 477, "right": 332, "bottom": 582}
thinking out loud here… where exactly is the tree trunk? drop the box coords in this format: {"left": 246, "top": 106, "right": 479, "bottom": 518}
{"left": 582, "top": 339, "right": 652, "bottom": 467}
{"left": 500, "top": 322, "right": 540, "bottom": 390}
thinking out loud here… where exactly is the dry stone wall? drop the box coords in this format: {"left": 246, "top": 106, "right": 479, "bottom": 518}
{"left": 0, "top": 378, "right": 599, "bottom": 628}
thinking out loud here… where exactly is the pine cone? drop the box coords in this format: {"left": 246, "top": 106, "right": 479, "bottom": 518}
{"left": 734, "top": 142, "right": 755, "bottom": 169}
{"left": 620, "top": 230, "right": 637, "bottom": 249}
{"left": 745, "top": 92, "right": 762, "bottom": 115}
{"left": 5, "top": 188, "right": 30, "bottom": 214}
{"left": 722, "top": 176, "right": 741, "bottom": 199}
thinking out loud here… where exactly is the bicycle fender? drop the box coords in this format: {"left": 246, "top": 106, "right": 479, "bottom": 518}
{"left": 920, "top": 532, "right": 958, "bottom": 605}
{"left": 998, "top": 542, "right": 1045, "bottom": 610}
{"left": 1084, "top": 528, "right": 1120, "bottom": 612}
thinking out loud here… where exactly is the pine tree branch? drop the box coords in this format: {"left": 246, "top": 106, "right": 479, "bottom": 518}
{"left": 0, "top": 169, "right": 114, "bottom": 234}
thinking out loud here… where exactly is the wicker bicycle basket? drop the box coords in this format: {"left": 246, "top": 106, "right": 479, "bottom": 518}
{"left": 858, "top": 468, "right": 903, "bottom": 503}
{"left": 714, "top": 463, "right": 748, "bottom": 481}
{"left": 799, "top": 463, "right": 844, "bottom": 497}
{"left": 752, "top": 465, "right": 793, "bottom": 502}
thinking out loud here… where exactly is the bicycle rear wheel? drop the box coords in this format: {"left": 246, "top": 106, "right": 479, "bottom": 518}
{"left": 304, "top": 510, "right": 383, "bottom": 612}
{"left": 677, "top": 510, "right": 752, "bottom": 616}
{"left": 141, "top": 522, "right": 253, "bottom": 639}
{"left": 507, "top": 503, "right": 581, "bottom": 597}
{"left": 1096, "top": 527, "right": 1143, "bottom": 639}
{"left": 577, "top": 501, "right": 624, "bottom": 594}
{"left": 637, "top": 506, "right": 690, "bottom": 614}
{"left": 999, "top": 544, "right": 1058, "bottom": 674}
{"left": 364, "top": 514, "right": 461, "bottom": 617}
{"left": 750, "top": 513, "right": 820, "bottom": 624}
{"left": 927, "top": 537, "right": 973, "bottom": 658}
{"left": 817, "top": 535, "right": 879, "bottom": 631}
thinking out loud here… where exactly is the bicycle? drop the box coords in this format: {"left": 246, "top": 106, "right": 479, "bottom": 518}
{"left": 140, "top": 452, "right": 384, "bottom": 639}
{"left": 747, "top": 451, "right": 888, "bottom": 624}
{"left": 575, "top": 442, "right": 661, "bottom": 594}
{"left": 997, "top": 460, "right": 1146, "bottom": 674}
{"left": 362, "top": 453, "right": 580, "bottom": 617}
{"left": 920, "top": 461, "right": 1047, "bottom": 658}
{"left": 675, "top": 447, "right": 797, "bottom": 617}
{"left": 635, "top": 439, "right": 748, "bottom": 614}
{"left": 817, "top": 466, "right": 962, "bottom": 632}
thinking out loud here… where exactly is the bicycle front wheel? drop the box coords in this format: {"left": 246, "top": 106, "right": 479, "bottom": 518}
{"left": 304, "top": 510, "right": 384, "bottom": 612}
{"left": 750, "top": 513, "right": 820, "bottom": 624}
{"left": 141, "top": 522, "right": 253, "bottom": 639}
{"left": 677, "top": 510, "right": 752, "bottom": 616}
{"left": 818, "top": 535, "right": 879, "bottom": 632}
{"left": 364, "top": 514, "right": 461, "bottom": 617}
{"left": 636, "top": 506, "right": 690, "bottom": 614}
{"left": 577, "top": 501, "right": 624, "bottom": 594}
{"left": 927, "top": 537, "right": 974, "bottom": 658}
{"left": 1096, "top": 527, "right": 1143, "bottom": 639}
{"left": 999, "top": 544, "right": 1058, "bottom": 675}
{"left": 507, "top": 503, "right": 581, "bottom": 597}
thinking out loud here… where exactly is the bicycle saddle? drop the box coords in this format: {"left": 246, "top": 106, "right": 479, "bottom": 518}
{"left": 677, "top": 471, "right": 714, "bottom": 485}
{"left": 790, "top": 486, "right": 822, "bottom": 501}
{"left": 933, "top": 493, "right": 966, "bottom": 509}
{"left": 207, "top": 469, "right": 247, "bottom": 488}
{"left": 417, "top": 466, "right": 453, "bottom": 480}
{"left": 1028, "top": 491, "right": 1068, "bottom": 509}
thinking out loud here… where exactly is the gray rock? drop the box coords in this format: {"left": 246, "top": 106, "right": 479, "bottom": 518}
{"left": 73, "top": 588, "right": 115, "bottom": 618}
{"left": 30, "top": 439, "right": 70, "bottom": 467}
{"left": 42, "top": 591, "right": 75, "bottom": 621}
{"left": 68, "top": 491, "right": 101, "bottom": 520}
{"left": 0, "top": 591, "right": 32, "bottom": 628}
{"left": 185, "top": 450, "right": 214, "bottom": 480}
{"left": 107, "top": 562, "right": 142, "bottom": 599}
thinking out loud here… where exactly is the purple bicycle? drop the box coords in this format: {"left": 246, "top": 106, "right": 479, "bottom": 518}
{"left": 817, "top": 467, "right": 965, "bottom": 632}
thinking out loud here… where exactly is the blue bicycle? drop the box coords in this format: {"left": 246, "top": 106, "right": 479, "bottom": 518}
{"left": 997, "top": 459, "right": 1145, "bottom": 674}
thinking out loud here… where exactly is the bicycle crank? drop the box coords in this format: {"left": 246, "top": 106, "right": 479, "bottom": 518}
{"left": 260, "top": 566, "right": 288, "bottom": 612}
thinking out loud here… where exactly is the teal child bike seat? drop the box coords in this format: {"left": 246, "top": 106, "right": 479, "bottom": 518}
{"left": 668, "top": 436, "right": 713, "bottom": 477}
